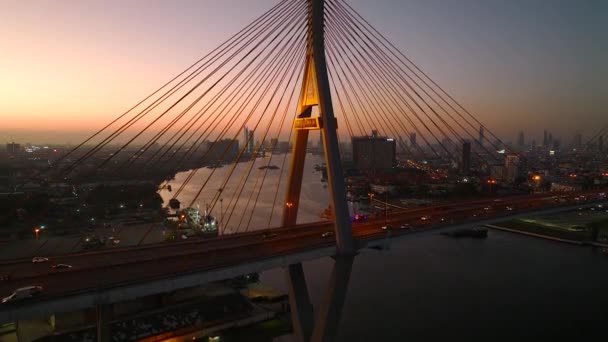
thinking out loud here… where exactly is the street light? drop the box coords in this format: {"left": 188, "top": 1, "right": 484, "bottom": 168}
{"left": 34, "top": 227, "right": 40, "bottom": 240}
{"left": 286, "top": 202, "right": 293, "bottom": 222}
{"left": 532, "top": 175, "right": 542, "bottom": 193}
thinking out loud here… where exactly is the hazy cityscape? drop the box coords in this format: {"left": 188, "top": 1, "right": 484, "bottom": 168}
{"left": 1, "top": 0, "right": 607, "bottom": 342}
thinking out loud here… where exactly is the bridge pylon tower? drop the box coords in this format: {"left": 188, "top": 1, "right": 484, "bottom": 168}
{"left": 283, "top": 1, "right": 355, "bottom": 341}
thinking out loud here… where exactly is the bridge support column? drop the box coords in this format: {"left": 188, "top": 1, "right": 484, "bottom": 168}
{"left": 286, "top": 255, "right": 355, "bottom": 342}
{"left": 311, "top": 255, "right": 354, "bottom": 342}
{"left": 286, "top": 262, "right": 314, "bottom": 342}
{"left": 96, "top": 304, "right": 112, "bottom": 342}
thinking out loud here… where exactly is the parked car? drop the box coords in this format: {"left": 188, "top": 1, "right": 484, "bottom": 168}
{"left": 2, "top": 286, "right": 43, "bottom": 303}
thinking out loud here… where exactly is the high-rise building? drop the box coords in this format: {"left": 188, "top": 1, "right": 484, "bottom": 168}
{"left": 6, "top": 142, "right": 21, "bottom": 156}
{"left": 352, "top": 131, "right": 396, "bottom": 172}
{"left": 478, "top": 126, "right": 485, "bottom": 146}
{"left": 599, "top": 135, "right": 604, "bottom": 152}
{"left": 409, "top": 133, "right": 417, "bottom": 148}
{"left": 462, "top": 141, "right": 471, "bottom": 176}
{"left": 543, "top": 130, "right": 548, "bottom": 149}
{"left": 243, "top": 127, "right": 254, "bottom": 154}
{"left": 505, "top": 154, "right": 520, "bottom": 183}
{"left": 517, "top": 131, "right": 525, "bottom": 148}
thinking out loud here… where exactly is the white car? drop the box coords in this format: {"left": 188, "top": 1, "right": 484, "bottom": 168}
{"left": 108, "top": 237, "right": 121, "bottom": 245}
{"left": 32, "top": 257, "right": 49, "bottom": 263}
{"left": 420, "top": 216, "right": 431, "bottom": 221}
{"left": 321, "top": 231, "right": 334, "bottom": 238}
{"left": 2, "top": 286, "right": 43, "bottom": 303}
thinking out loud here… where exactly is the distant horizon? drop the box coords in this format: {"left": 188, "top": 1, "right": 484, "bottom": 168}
{"left": 1, "top": 0, "right": 606, "bottom": 145}
{"left": 0, "top": 127, "right": 598, "bottom": 148}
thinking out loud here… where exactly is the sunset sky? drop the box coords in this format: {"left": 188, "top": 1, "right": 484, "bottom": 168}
{"left": 1, "top": 0, "right": 606, "bottom": 144}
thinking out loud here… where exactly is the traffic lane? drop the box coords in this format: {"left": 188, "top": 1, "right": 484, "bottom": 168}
{"left": 1, "top": 223, "right": 335, "bottom": 280}
{"left": 0, "top": 191, "right": 581, "bottom": 265}
{"left": 0, "top": 220, "right": 333, "bottom": 268}
{"left": 0, "top": 233, "right": 335, "bottom": 304}
{"left": 2, "top": 195, "right": 596, "bottom": 292}
{"left": 2, "top": 197, "right": 600, "bottom": 306}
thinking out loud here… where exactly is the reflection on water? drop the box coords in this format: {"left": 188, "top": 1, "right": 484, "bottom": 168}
{"left": 158, "top": 154, "right": 331, "bottom": 234}
{"left": 261, "top": 229, "right": 608, "bottom": 340}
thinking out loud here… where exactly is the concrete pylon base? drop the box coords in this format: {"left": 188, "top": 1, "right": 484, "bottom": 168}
{"left": 286, "top": 255, "right": 355, "bottom": 342}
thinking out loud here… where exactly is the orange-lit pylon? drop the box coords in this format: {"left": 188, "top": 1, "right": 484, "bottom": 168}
{"left": 282, "top": 0, "right": 354, "bottom": 255}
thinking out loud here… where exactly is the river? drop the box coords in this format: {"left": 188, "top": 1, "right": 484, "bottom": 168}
{"left": 160, "top": 154, "right": 608, "bottom": 340}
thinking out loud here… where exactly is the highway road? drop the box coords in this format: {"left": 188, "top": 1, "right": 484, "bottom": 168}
{"left": 0, "top": 191, "right": 604, "bottom": 310}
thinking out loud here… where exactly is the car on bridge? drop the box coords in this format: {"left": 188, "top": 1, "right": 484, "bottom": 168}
{"left": 2, "top": 285, "right": 43, "bottom": 304}
{"left": 52, "top": 264, "right": 73, "bottom": 270}
{"left": 352, "top": 214, "right": 369, "bottom": 223}
{"left": 263, "top": 232, "right": 278, "bottom": 239}
{"left": 32, "top": 257, "right": 49, "bottom": 263}
{"left": 381, "top": 224, "right": 393, "bottom": 230}
{"left": 321, "top": 231, "right": 334, "bottom": 238}
{"left": 82, "top": 236, "right": 105, "bottom": 249}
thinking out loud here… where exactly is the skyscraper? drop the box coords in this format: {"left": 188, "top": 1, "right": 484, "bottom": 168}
{"left": 243, "top": 127, "right": 254, "bottom": 154}
{"left": 409, "top": 133, "right": 417, "bottom": 148}
{"left": 351, "top": 131, "right": 396, "bottom": 172}
{"left": 517, "top": 131, "right": 525, "bottom": 148}
{"left": 6, "top": 142, "right": 21, "bottom": 156}
{"left": 505, "top": 154, "right": 520, "bottom": 183}
{"left": 478, "top": 126, "right": 485, "bottom": 146}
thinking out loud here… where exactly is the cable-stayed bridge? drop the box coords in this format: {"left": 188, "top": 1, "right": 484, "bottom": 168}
{"left": 2, "top": 1, "right": 603, "bottom": 341}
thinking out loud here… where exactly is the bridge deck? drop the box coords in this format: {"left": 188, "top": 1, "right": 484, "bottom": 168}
{"left": 0, "top": 193, "right": 603, "bottom": 323}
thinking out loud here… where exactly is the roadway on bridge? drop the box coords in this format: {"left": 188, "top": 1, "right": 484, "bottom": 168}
{"left": 0, "top": 191, "right": 603, "bottom": 310}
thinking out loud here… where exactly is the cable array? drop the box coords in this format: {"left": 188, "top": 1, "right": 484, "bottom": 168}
{"left": 326, "top": 0, "right": 507, "bottom": 169}
{"left": 55, "top": 0, "right": 508, "bottom": 234}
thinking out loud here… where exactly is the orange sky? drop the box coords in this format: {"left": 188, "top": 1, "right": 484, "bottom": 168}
{"left": 1, "top": 0, "right": 605, "bottom": 144}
